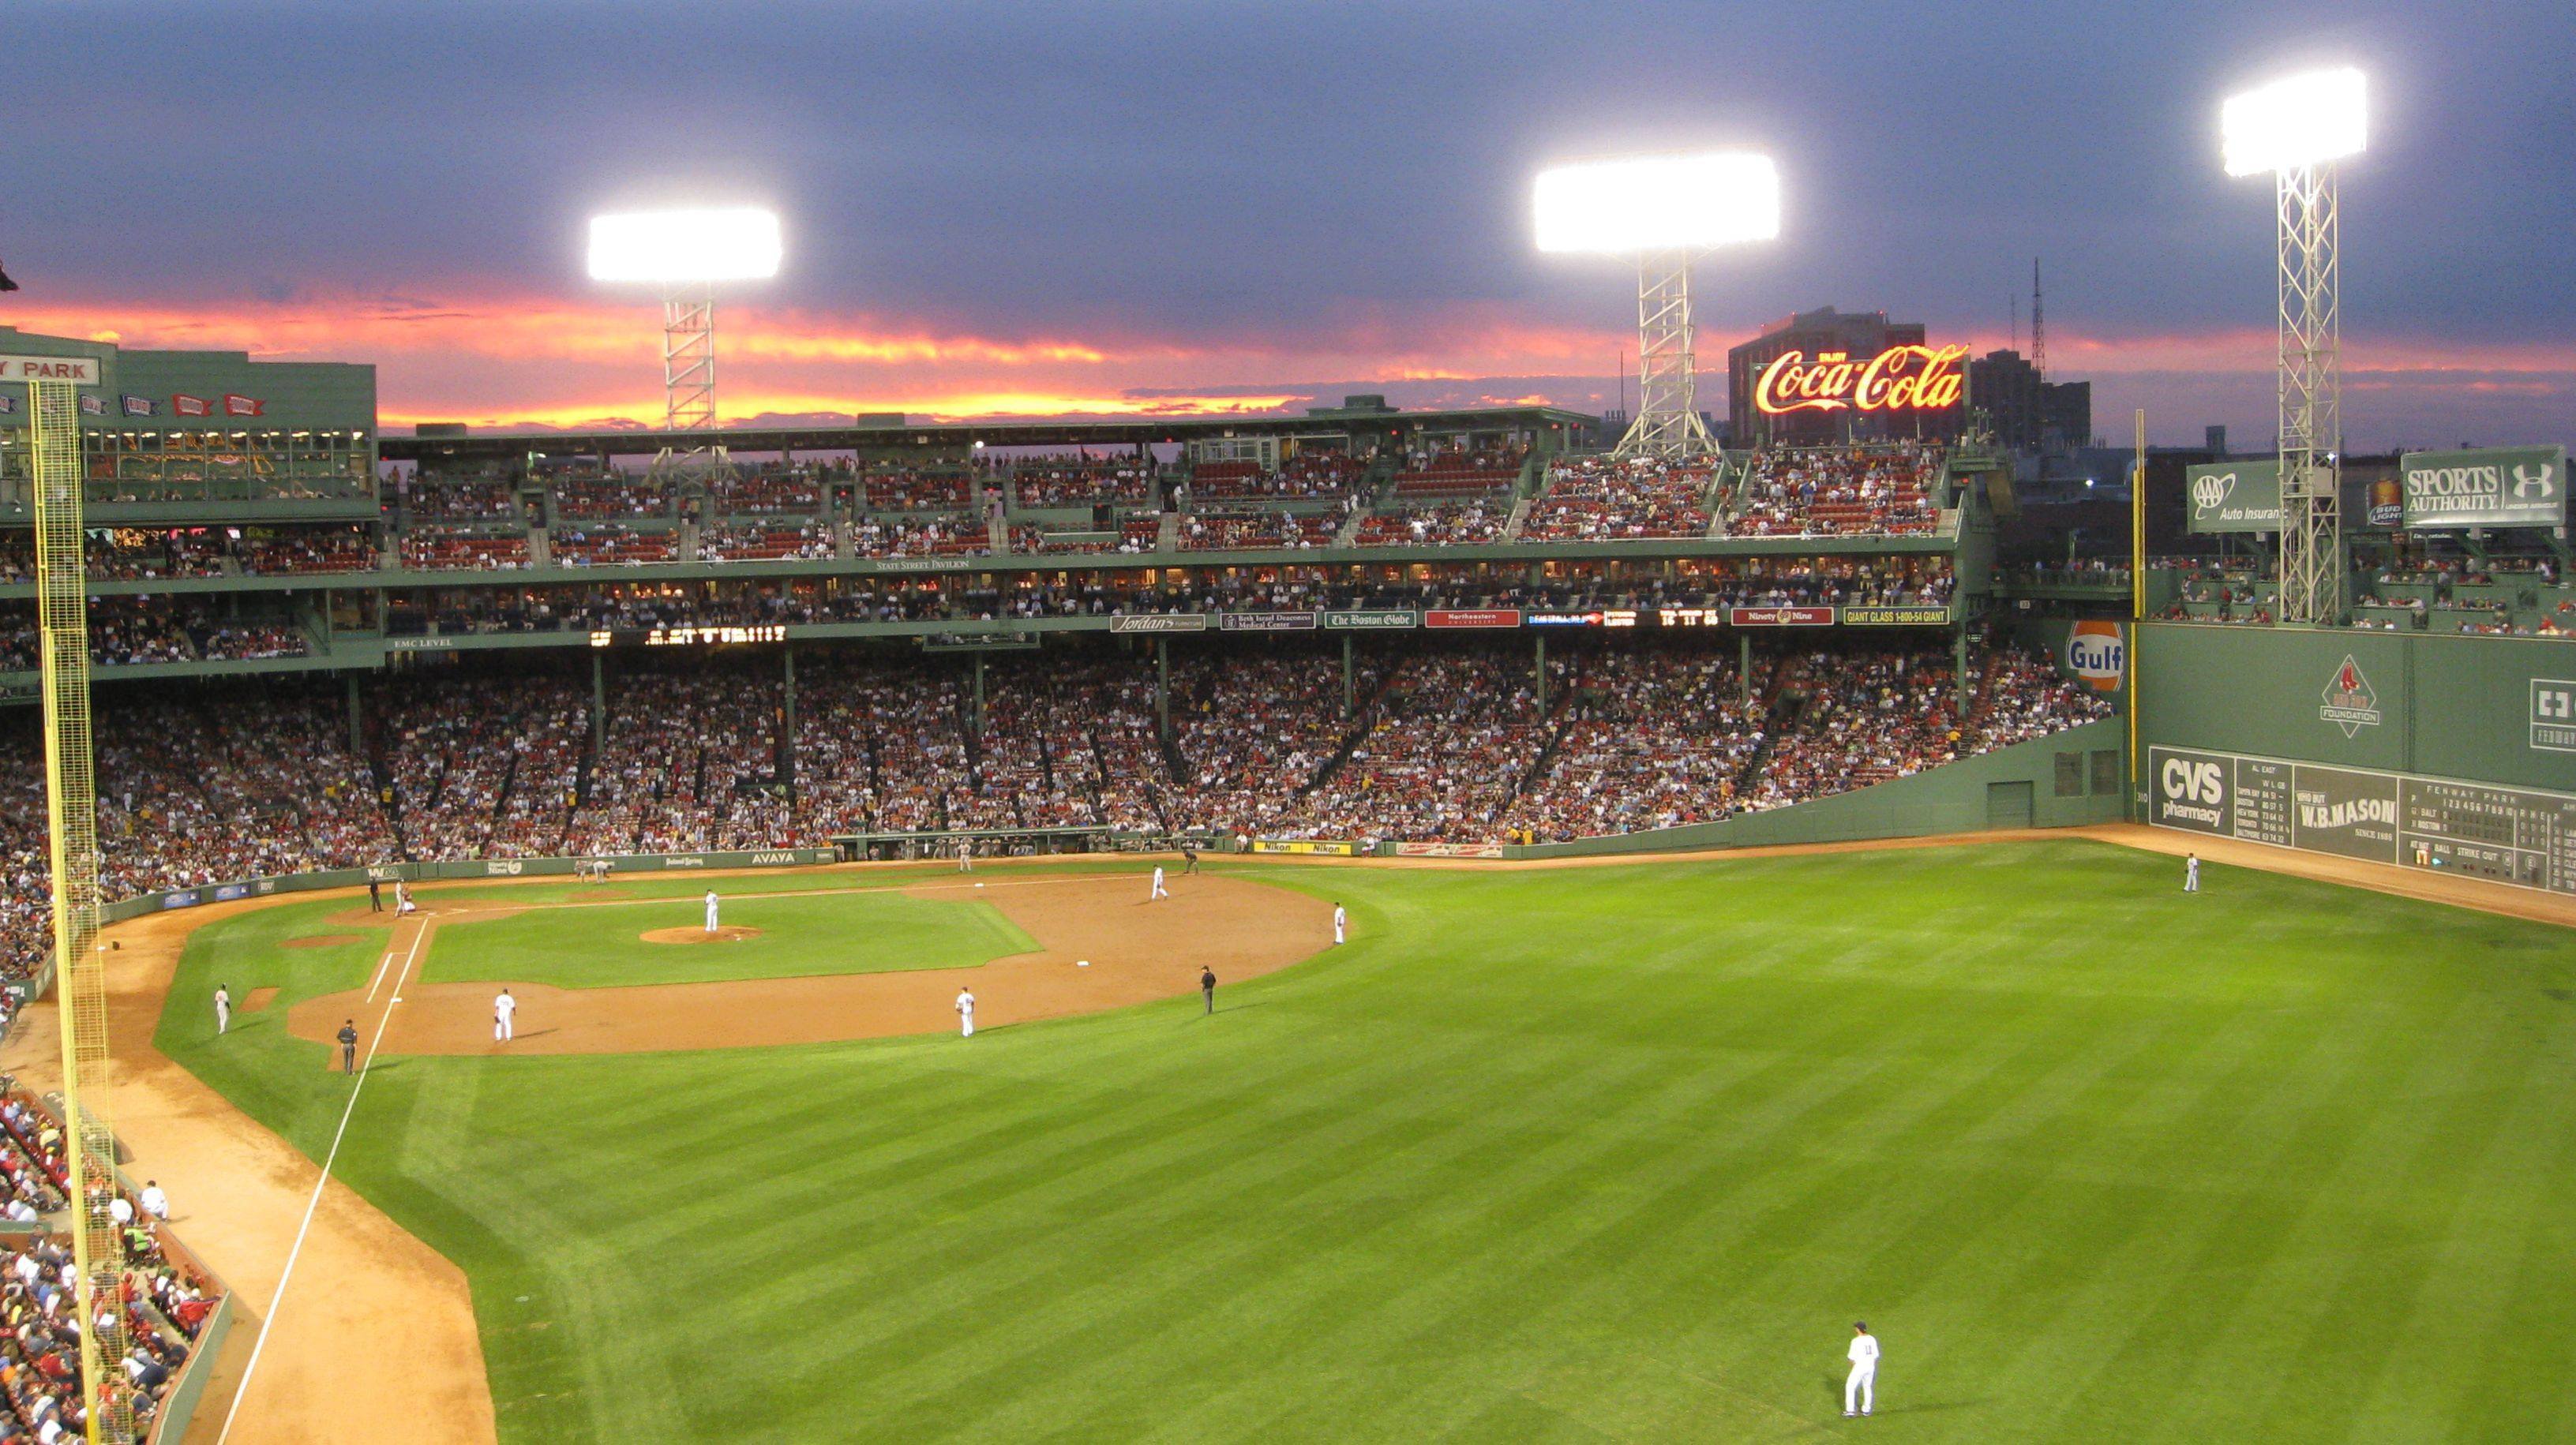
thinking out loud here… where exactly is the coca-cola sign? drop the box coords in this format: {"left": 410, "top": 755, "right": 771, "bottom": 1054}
{"left": 1753, "top": 343, "right": 1967, "bottom": 415}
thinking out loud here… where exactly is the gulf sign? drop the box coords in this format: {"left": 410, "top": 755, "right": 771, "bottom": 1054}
{"left": 1753, "top": 343, "right": 1967, "bottom": 415}
{"left": 2066, "top": 620, "right": 2124, "bottom": 692}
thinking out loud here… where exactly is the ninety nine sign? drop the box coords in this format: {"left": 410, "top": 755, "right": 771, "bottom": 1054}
{"left": 1423, "top": 608, "right": 1521, "bottom": 629}
{"left": 0, "top": 354, "right": 103, "bottom": 385}
{"left": 1730, "top": 606, "right": 1834, "bottom": 627}
{"left": 1753, "top": 344, "right": 1967, "bottom": 415}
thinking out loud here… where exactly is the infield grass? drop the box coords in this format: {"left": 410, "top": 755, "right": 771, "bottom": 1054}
{"left": 159, "top": 840, "right": 2576, "bottom": 1442}
{"left": 418, "top": 891, "right": 1039, "bottom": 988}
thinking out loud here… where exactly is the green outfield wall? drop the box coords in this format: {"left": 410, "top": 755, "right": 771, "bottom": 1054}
{"left": 2135, "top": 623, "right": 2576, "bottom": 794}
{"left": 1515, "top": 717, "right": 2128, "bottom": 858}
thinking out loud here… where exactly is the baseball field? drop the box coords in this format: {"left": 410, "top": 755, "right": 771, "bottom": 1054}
{"left": 115, "top": 837, "right": 2576, "bottom": 1440}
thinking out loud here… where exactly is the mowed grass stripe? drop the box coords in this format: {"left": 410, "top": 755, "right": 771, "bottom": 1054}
{"left": 152, "top": 840, "right": 2576, "bottom": 1442}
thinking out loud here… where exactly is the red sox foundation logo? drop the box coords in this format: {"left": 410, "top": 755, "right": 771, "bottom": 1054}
{"left": 2320, "top": 656, "right": 2382, "bottom": 738}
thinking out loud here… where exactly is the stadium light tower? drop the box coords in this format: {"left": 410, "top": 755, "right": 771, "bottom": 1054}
{"left": 2222, "top": 67, "right": 2365, "bottom": 626}
{"left": 586, "top": 207, "right": 783, "bottom": 430}
{"left": 1535, "top": 152, "right": 1779, "bottom": 458}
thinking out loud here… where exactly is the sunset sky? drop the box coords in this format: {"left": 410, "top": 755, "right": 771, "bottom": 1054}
{"left": 9, "top": 1, "right": 2571, "bottom": 449}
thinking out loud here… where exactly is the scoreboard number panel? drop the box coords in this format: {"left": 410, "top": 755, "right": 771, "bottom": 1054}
{"left": 2150, "top": 745, "right": 2576, "bottom": 899}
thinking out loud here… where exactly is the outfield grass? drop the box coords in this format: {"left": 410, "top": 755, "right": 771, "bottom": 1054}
{"left": 418, "top": 891, "right": 1040, "bottom": 988}
{"left": 159, "top": 841, "right": 2576, "bottom": 1441}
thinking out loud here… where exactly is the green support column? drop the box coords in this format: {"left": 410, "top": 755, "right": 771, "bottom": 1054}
{"left": 1535, "top": 633, "right": 1547, "bottom": 713}
{"left": 1341, "top": 634, "right": 1355, "bottom": 720}
{"left": 1739, "top": 631, "right": 1753, "bottom": 707}
{"left": 1156, "top": 639, "right": 1171, "bottom": 741}
{"left": 972, "top": 653, "right": 986, "bottom": 739}
{"left": 1955, "top": 625, "right": 1970, "bottom": 705}
{"left": 591, "top": 649, "right": 607, "bottom": 751}
{"left": 782, "top": 649, "right": 797, "bottom": 792}
{"left": 346, "top": 674, "right": 363, "bottom": 755}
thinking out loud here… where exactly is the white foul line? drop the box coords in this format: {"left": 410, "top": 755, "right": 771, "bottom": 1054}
{"left": 214, "top": 911, "right": 429, "bottom": 1445}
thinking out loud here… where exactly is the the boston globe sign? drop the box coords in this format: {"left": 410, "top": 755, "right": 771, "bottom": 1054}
{"left": 2398, "top": 445, "right": 2567, "bottom": 530}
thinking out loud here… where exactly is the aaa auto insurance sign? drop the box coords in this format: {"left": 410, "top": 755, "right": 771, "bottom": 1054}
{"left": 0, "top": 354, "right": 103, "bottom": 385}
{"left": 2398, "top": 445, "right": 2567, "bottom": 529}
{"left": 2183, "top": 460, "right": 2282, "bottom": 533}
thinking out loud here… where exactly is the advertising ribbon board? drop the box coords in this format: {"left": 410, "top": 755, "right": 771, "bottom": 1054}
{"left": 1423, "top": 609, "right": 1521, "bottom": 629}
{"left": 1839, "top": 606, "right": 1951, "bottom": 626}
{"left": 2184, "top": 460, "right": 2283, "bottom": 533}
{"left": 1393, "top": 842, "right": 1506, "bottom": 859}
{"left": 2398, "top": 446, "right": 2567, "bottom": 529}
{"left": 1249, "top": 840, "right": 1364, "bottom": 856}
{"left": 1322, "top": 609, "right": 1418, "bottom": 630}
{"left": 1728, "top": 606, "right": 1834, "bottom": 627}
{"left": 1111, "top": 615, "right": 1210, "bottom": 634}
{"left": 1219, "top": 612, "right": 1319, "bottom": 633}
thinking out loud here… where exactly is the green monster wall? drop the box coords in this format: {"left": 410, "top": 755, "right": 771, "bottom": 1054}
{"left": 2134, "top": 623, "right": 2576, "bottom": 795}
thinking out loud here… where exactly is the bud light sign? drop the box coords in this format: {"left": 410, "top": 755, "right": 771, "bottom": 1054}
{"left": 2065, "top": 620, "right": 2124, "bottom": 693}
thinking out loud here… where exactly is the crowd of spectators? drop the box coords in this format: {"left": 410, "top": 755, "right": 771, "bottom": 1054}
{"left": 863, "top": 472, "right": 974, "bottom": 513}
{"left": 1177, "top": 506, "right": 1348, "bottom": 550}
{"left": 709, "top": 466, "right": 824, "bottom": 515}
{"left": 1731, "top": 444, "right": 1943, "bottom": 537}
{"left": 234, "top": 527, "right": 377, "bottom": 576}
{"left": 1183, "top": 452, "right": 1366, "bottom": 502}
{"left": 1353, "top": 500, "right": 1509, "bottom": 547}
{"left": 851, "top": 515, "right": 992, "bottom": 559}
{"left": 0, "top": 635, "right": 2108, "bottom": 981}
{"left": 400, "top": 476, "right": 519, "bottom": 521}
{"left": 699, "top": 524, "right": 834, "bottom": 563}
{"left": 550, "top": 524, "right": 678, "bottom": 567}
{"left": 1007, "top": 457, "right": 1157, "bottom": 507}
{"left": 549, "top": 471, "right": 669, "bottom": 520}
{"left": 1521, "top": 455, "right": 1715, "bottom": 541}
{"left": 399, "top": 526, "right": 531, "bottom": 571}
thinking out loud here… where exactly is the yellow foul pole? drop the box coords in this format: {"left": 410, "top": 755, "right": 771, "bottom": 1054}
{"left": 2128, "top": 407, "right": 2146, "bottom": 818}
{"left": 31, "top": 378, "right": 137, "bottom": 1445}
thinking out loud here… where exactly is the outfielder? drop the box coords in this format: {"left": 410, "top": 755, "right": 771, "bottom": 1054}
{"left": 494, "top": 988, "right": 517, "bottom": 1043}
{"left": 956, "top": 987, "right": 976, "bottom": 1038}
{"left": 1149, "top": 865, "right": 1168, "bottom": 900}
{"left": 1333, "top": 904, "right": 1346, "bottom": 945}
{"left": 704, "top": 889, "right": 721, "bottom": 933}
{"left": 214, "top": 984, "right": 231, "bottom": 1035}
{"left": 1844, "top": 1323, "right": 1878, "bottom": 1417}
{"left": 2184, "top": 853, "right": 2200, "bottom": 893}
{"left": 958, "top": 838, "right": 974, "bottom": 873}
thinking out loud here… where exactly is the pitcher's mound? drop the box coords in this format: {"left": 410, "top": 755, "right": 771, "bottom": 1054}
{"left": 282, "top": 933, "right": 363, "bottom": 949}
{"left": 641, "top": 926, "right": 763, "bottom": 945}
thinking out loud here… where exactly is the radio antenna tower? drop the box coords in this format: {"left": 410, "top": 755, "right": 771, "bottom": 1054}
{"left": 2030, "top": 257, "right": 2046, "bottom": 383}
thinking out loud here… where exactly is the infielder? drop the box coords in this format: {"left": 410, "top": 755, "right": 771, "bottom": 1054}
{"left": 1844, "top": 1322, "right": 1878, "bottom": 1417}
{"left": 336, "top": 1019, "right": 358, "bottom": 1074}
{"left": 2184, "top": 853, "right": 2200, "bottom": 893}
{"left": 958, "top": 839, "right": 974, "bottom": 873}
{"left": 1333, "top": 904, "right": 1346, "bottom": 945}
{"left": 704, "top": 889, "right": 721, "bottom": 933}
{"left": 214, "top": 984, "right": 231, "bottom": 1035}
{"left": 1149, "top": 865, "right": 1168, "bottom": 900}
{"left": 494, "top": 988, "right": 517, "bottom": 1043}
{"left": 956, "top": 987, "right": 976, "bottom": 1038}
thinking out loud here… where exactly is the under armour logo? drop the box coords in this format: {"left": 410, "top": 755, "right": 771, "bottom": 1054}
{"left": 2512, "top": 462, "right": 2554, "bottom": 499}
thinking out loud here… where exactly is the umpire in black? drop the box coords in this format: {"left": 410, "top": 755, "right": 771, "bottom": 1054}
{"left": 1201, "top": 966, "right": 1217, "bottom": 1014}
{"left": 368, "top": 878, "right": 382, "bottom": 912}
{"left": 337, "top": 1019, "right": 358, "bottom": 1074}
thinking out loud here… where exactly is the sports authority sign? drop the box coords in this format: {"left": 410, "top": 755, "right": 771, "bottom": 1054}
{"left": 2319, "top": 655, "right": 2382, "bottom": 738}
{"left": 2183, "top": 460, "right": 2283, "bottom": 533}
{"left": 2149, "top": 745, "right": 2576, "bottom": 897}
{"left": 0, "top": 355, "right": 103, "bottom": 386}
{"left": 2398, "top": 446, "right": 2566, "bottom": 529}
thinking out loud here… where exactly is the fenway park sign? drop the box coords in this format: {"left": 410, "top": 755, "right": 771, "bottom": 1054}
{"left": 1753, "top": 343, "right": 1967, "bottom": 415}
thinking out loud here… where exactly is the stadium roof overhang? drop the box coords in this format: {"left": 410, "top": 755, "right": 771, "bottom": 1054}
{"left": 378, "top": 405, "right": 1599, "bottom": 463}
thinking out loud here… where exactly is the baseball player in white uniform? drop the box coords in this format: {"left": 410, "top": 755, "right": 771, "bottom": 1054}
{"left": 1149, "top": 865, "right": 1168, "bottom": 900}
{"left": 958, "top": 839, "right": 973, "bottom": 873}
{"left": 956, "top": 987, "right": 975, "bottom": 1038}
{"left": 214, "top": 984, "right": 231, "bottom": 1035}
{"left": 396, "top": 882, "right": 417, "bottom": 915}
{"left": 704, "top": 889, "right": 721, "bottom": 933}
{"left": 493, "top": 988, "right": 517, "bottom": 1043}
{"left": 2184, "top": 853, "right": 2200, "bottom": 893}
{"left": 1844, "top": 1322, "right": 1878, "bottom": 1417}
{"left": 1333, "top": 904, "right": 1346, "bottom": 945}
